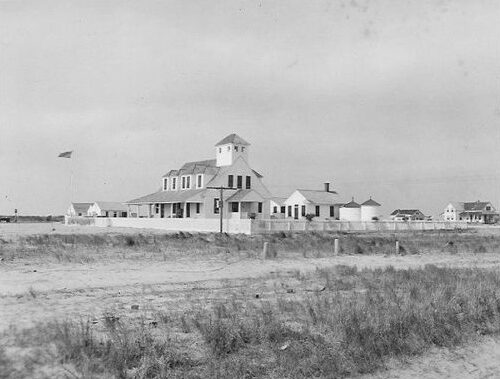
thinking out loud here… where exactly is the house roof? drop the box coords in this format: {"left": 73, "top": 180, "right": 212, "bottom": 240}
{"left": 163, "top": 159, "right": 218, "bottom": 177}
{"left": 127, "top": 189, "right": 207, "bottom": 204}
{"left": 95, "top": 202, "right": 128, "bottom": 212}
{"left": 71, "top": 203, "right": 93, "bottom": 213}
{"left": 270, "top": 197, "right": 287, "bottom": 205}
{"left": 296, "top": 189, "right": 338, "bottom": 204}
{"left": 215, "top": 133, "right": 250, "bottom": 146}
{"left": 463, "top": 201, "right": 491, "bottom": 211}
{"left": 361, "top": 198, "right": 381, "bottom": 206}
{"left": 342, "top": 199, "right": 361, "bottom": 208}
{"left": 390, "top": 209, "right": 423, "bottom": 216}
{"left": 226, "top": 189, "right": 266, "bottom": 203}
{"left": 448, "top": 202, "right": 464, "bottom": 210}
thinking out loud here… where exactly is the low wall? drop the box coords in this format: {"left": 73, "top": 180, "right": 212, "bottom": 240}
{"left": 65, "top": 216, "right": 252, "bottom": 234}
{"left": 250, "top": 220, "right": 469, "bottom": 233}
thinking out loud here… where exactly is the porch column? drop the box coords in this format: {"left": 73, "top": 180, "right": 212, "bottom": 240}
{"left": 147, "top": 204, "right": 151, "bottom": 218}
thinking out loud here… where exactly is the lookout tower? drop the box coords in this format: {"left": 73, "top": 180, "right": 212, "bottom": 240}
{"left": 215, "top": 133, "right": 250, "bottom": 167}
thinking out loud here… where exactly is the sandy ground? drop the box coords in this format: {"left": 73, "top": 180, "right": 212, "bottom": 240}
{"left": 3, "top": 225, "right": 500, "bottom": 378}
{"left": 0, "top": 222, "right": 172, "bottom": 240}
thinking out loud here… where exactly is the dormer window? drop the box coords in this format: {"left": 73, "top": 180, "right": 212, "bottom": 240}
{"left": 241, "top": 147, "right": 245, "bottom": 152}
{"left": 234, "top": 146, "right": 238, "bottom": 152}
{"left": 171, "top": 177, "right": 177, "bottom": 190}
{"left": 196, "top": 174, "right": 203, "bottom": 189}
{"left": 181, "top": 175, "right": 191, "bottom": 190}
{"left": 163, "top": 178, "right": 169, "bottom": 191}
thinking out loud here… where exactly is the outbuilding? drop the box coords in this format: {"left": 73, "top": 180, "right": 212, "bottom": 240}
{"left": 360, "top": 197, "right": 381, "bottom": 221}
{"left": 339, "top": 198, "right": 361, "bottom": 221}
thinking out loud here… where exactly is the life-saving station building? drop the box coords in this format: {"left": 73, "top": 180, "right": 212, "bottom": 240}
{"left": 126, "top": 134, "right": 273, "bottom": 220}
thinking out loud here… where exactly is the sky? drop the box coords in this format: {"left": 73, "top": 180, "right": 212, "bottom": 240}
{"left": 1, "top": 0, "right": 500, "bottom": 217}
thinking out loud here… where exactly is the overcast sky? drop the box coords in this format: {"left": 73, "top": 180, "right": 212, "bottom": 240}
{"left": 1, "top": 0, "right": 500, "bottom": 217}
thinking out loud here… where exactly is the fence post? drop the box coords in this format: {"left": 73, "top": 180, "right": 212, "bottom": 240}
{"left": 288, "top": 222, "right": 292, "bottom": 231}
{"left": 334, "top": 238, "right": 339, "bottom": 255}
{"left": 262, "top": 242, "right": 269, "bottom": 259}
{"left": 395, "top": 240, "right": 400, "bottom": 254}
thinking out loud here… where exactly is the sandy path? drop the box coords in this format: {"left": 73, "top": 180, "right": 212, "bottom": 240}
{"left": 361, "top": 336, "right": 500, "bottom": 379}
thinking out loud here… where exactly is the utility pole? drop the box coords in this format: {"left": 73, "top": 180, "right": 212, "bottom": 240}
{"left": 207, "top": 186, "right": 237, "bottom": 233}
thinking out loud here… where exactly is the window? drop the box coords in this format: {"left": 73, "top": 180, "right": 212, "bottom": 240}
{"left": 163, "top": 178, "right": 169, "bottom": 191}
{"left": 273, "top": 206, "right": 278, "bottom": 213}
{"left": 242, "top": 147, "right": 245, "bottom": 152}
{"left": 315, "top": 206, "right": 320, "bottom": 217}
{"left": 487, "top": 206, "right": 491, "bottom": 211}
{"left": 234, "top": 146, "right": 238, "bottom": 152}
{"left": 186, "top": 175, "right": 191, "bottom": 189}
{"left": 219, "top": 147, "right": 222, "bottom": 153}
{"left": 330, "top": 206, "right": 334, "bottom": 217}
{"left": 181, "top": 176, "right": 186, "bottom": 189}
{"left": 301, "top": 205, "right": 306, "bottom": 216}
{"left": 121, "top": 212, "right": 127, "bottom": 217}
{"left": 245, "top": 176, "right": 251, "bottom": 189}
{"left": 258, "top": 202, "right": 263, "bottom": 213}
{"left": 231, "top": 202, "right": 239, "bottom": 212}
{"left": 280, "top": 206, "right": 286, "bottom": 214}
{"left": 196, "top": 203, "right": 200, "bottom": 214}
{"left": 214, "top": 198, "right": 220, "bottom": 214}
{"left": 171, "top": 177, "right": 177, "bottom": 190}
{"left": 228, "top": 175, "right": 234, "bottom": 188}
{"left": 155, "top": 204, "right": 160, "bottom": 214}
{"left": 237, "top": 175, "right": 243, "bottom": 189}
{"left": 196, "top": 174, "right": 203, "bottom": 189}
{"left": 288, "top": 206, "right": 292, "bottom": 217}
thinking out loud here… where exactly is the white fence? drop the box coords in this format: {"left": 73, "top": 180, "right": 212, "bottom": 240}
{"left": 250, "top": 220, "right": 469, "bottom": 234}
{"left": 65, "top": 216, "right": 253, "bottom": 234}
{"left": 66, "top": 217, "right": 468, "bottom": 235}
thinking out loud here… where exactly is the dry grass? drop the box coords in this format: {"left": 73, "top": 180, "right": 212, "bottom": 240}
{"left": 3, "top": 264, "right": 500, "bottom": 378}
{"left": 1, "top": 229, "right": 499, "bottom": 264}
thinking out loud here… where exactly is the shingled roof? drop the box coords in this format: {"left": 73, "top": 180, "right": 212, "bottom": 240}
{"left": 390, "top": 209, "right": 423, "bottom": 216}
{"left": 361, "top": 198, "right": 381, "bottom": 206}
{"left": 163, "top": 159, "right": 218, "bottom": 177}
{"left": 295, "top": 189, "right": 338, "bottom": 204}
{"left": 127, "top": 189, "right": 206, "bottom": 204}
{"left": 71, "top": 202, "right": 93, "bottom": 214}
{"left": 215, "top": 133, "right": 250, "bottom": 146}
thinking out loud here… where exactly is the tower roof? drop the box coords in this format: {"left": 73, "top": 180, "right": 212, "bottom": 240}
{"left": 361, "top": 198, "right": 381, "bottom": 206}
{"left": 215, "top": 134, "right": 250, "bottom": 146}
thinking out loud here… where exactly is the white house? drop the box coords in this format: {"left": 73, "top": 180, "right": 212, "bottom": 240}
{"left": 67, "top": 202, "right": 93, "bottom": 217}
{"left": 339, "top": 198, "right": 361, "bottom": 221}
{"left": 443, "top": 201, "right": 498, "bottom": 224}
{"left": 390, "top": 209, "right": 426, "bottom": 221}
{"left": 88, "top": 202, "right": 128, "bottom": 217}
{"left": 269, "top": 197, "right": 287, "bottom": 219}
{"left": 126, "top": 134, "right": 273, "bottom": 220}
{"left": 283, "top": 184, "right": 339, "bottom": 220}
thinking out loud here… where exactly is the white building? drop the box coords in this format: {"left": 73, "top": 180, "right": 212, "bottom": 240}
{"left": 360, "top": 198, "right": 382, "bottom": 221}
{"left": 67, "top": 202, "right": 92, "bottom": 217}
{"left": 339, "top": 198, "right": 361, "bottom": 221}
{"left": 126, "top": 134, "right": 273, "bottom": 220}
{"left": 269, "top": 197, "right": 287, "bottom": 219}
{"left": 443, "top": 201, "right": 498, "bottom": 224}
{"left": 88, "top": 202, "right": 128, "bottom": 217}
{"left": 283, "top": 184, "right": 339, "bottom": 220}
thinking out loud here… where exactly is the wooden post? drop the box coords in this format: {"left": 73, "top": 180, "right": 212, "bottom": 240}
{"left": 334, "top": 238, "right": 339, "bottom": 255}
{"left": 395, "top": 240, "right": 400, "bottom": 254}
{"left": 262, "top": 242, "right": 269, "bottom": 260}
{"left": 288, "top": 221, "right": 292, "bottom": 231}
{"left": 219, "top": 187, "right": 224, "bottom": 233}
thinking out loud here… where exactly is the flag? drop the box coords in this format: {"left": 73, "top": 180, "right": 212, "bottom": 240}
{"left": 58, "top": 151, "right": 73, "bottom": 158}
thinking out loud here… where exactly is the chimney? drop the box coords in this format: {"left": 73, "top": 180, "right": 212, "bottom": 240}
{"left": 324, "top": 182, "right": 330, "bottom": 192}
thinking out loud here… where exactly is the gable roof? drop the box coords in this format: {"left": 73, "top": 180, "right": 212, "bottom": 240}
{"left": 127, "top": 189, "right": 206, "bottom": 204}
{"left": 71, "top": 202, "right": 93, "bottom": 214}
{"left": 342, "top": 199, "right": 361, "bottom": 208}
{"left": 463, "top": 201, "right": 491, "bottom": 211}
{"left": 361, "top": 198, "right": 381, "bottom": 206}
{"left": 390, "top": 209, "right": 423, "bottom": 216}
{"left": 296, "top": 189, "right": 338, "bottom": 204}
{"left": 226, "top": 189, "right": 266, "bottom": 203}
{"left": 215, "top": 134, "right": 250, "bottom": 146}
{"left": 95, "top": 202, "right": 128, "bottom": 212}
